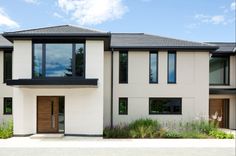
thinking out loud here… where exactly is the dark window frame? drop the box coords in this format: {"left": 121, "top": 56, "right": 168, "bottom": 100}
{"left": 149, "top": 98, "right": 182, "bottom": 115}
{"left": 167, "top": 51, "right": 177, "bottom": 84}
{"left": 209, "top": 56, "right": 230, "bottom": 86}
{"left": 3, "top": 97, "right": 12, "bottom": 115}
{"left": 119, "top": 51, "right": 128, "bottom": 84}
{"left": 32, "top": 42, "right": 86, "bottom": 79}
{"left": 149, "top": 51, "right": 158, "bottom": 83}
{"left": 3, "top": 51, "right": 12, "bottom": 83}
{"left": 119, "top": 97, "right": 128, "bottom": 115}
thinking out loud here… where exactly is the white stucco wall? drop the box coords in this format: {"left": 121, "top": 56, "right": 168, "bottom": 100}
{"left": 104, "top": 51, "right": 210, "bottom": 126}
{"left": 12, "top": 40, "right": 104, "bottom": 135}
{"left": 0, "top": 51, "right": 13, "bottom": 123}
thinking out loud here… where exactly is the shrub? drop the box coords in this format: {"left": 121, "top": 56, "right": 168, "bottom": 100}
{"left": 128, "top": 119, "right": 161, "bottom": 138}
{"left": 183, "top": 120, "right": 217, "bottom": 135}
{"left": 209, "top": 130, "right": 234, "bottom": 139}
{"left": 103, "top": 125, "right": 130, "bottom": 138}
{"left": 163, "top": 131, "right": 183, "bottom": 138}
{"left": 0, "top": 120, "right": 13, "bottom": 139}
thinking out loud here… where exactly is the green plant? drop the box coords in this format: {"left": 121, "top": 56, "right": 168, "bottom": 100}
{"left": 128, "top": 119, "right": 161, "bottom": 138}
{"left": 209, "top": 130, "right": 234, "bottom": 139}
{"left": 0, "top": 120, "right": 13, "bottom": 139}
{"left": 103, "top": 125, "right": 130, "bottom": 138}
{"left": 163, "top": 131, "right": 183, "bottom": 138}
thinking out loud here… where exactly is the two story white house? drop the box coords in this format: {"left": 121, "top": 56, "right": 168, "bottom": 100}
{"left": 0, "top": 25, "right": 235, "bottom": 136}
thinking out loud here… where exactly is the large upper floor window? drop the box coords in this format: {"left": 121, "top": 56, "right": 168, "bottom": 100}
{"left": 119, "top": 51, "right": 128, "bottom": 83}
{"left": 168, "top": 51, "right": 176, "bottom": 83}
{"left": 4, "top": 51, "right": 12, "bottom": 83}
{"left": 149, "top": 98, "right": 182, "bottom": 115}
{"left": 33, "top": 43, "right": 85, "bottom": 78}
{"left": 149, "top": 51, "right": 158, "bottom": 83}
{"left": 210, "top": 56, "right": 229, "bottom": 85}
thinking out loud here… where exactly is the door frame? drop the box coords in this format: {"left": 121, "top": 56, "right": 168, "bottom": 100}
{"left": 209, "top": 98, "right": 230, "bottom": 129}
{"left": 36, "top": 96, "right": 64, "bottom": 133}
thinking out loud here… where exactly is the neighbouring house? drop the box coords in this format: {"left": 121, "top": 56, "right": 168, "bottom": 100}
{"left": 0, "top": 25, "right": 235, "bottom": 136}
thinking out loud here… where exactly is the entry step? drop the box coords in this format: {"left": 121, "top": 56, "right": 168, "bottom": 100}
{"left": 30, "top": 134, "right": 64, "bottom": 139}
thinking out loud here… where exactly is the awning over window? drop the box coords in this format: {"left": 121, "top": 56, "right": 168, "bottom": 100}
{"left": 210, "top": 88, "right": 236, "bottom": 95}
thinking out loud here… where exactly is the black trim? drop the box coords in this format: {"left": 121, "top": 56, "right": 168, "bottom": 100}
{"left": 209, "top": 55, "right": 230, "bottom": 86}
{"left": 6, "top": 78, "right": 98, "bottom": 86}
{"left": 167, "top": 51, "right": 177, "bottom": 84}
{"left": 209, "top": 88, "right": 236, "bottom": 94}
{"left": 149, "top": 51, "right": 158, "bottom": 83}
{"left": 111, "top": 49, "right": 114, "bottom": 128}
{"left": 111, "top": 46, "right": 218, "bottom": 51}
{"left": 118, "top": 98, "right": 128, "bottom": 115}
{"left": 119, "top": 51, "right": 128, "bottom": 84}
{"left": 3, "top": 97, "right": 12, "bottom": 115}
{"left": 149, "top": 98, "right": 182, "bottom": 115}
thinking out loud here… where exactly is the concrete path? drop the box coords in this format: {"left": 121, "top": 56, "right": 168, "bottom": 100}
{"left": 0, "top": 137, "right": 235, "bottom": 156}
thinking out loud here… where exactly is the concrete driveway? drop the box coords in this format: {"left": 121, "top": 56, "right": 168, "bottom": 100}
{"left": 0, "top": 137, "right": 235, "bottom": 156}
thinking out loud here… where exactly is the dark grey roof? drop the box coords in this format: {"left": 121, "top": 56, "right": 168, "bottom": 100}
{"left": 111, "top": 33, "right": 218, "bottom": 50}
{"left": 0, "top": 34, "right": 13, "bottom": 49}
{"left": 3, "top": 25, "right": 110, "bottom": 37}
{"left": 207, "top": 42, "right": 236, "bottom": 54}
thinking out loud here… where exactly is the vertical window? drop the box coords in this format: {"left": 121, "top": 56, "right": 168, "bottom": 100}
{"left": 46, "top": 44, "right": 72, "bottom": 77}
{"left": 33, "top": 44, "right": 43, "bottom": 78}
{"left": 3, "top": 97, "right": 12, "bottom": 115}
{"left": 210, "top": 56, "right": 229, "bottom": 85}
{"left": 119, "top": 51, "right": 128, "bottom": 83}
{"left": 149, "top": 98, "right": 182, "bottom": 114}
{"left": 119, "top": 98, "right": 128, "bottom": 115}
{"left": 149, "top": 51, "right": 158, "bottom": 83}
{"left": 4, "top": 52, "right": 12, "bottom": 83}
{"left": 168, "top": 51, "right": 176, "bottom": 83}
{"left": 75, "top": 44, "right": 85, "bottom": 77}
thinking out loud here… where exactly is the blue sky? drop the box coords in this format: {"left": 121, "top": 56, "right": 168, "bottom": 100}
{"left": 0, "top": 0, "right": 235, "bottom": 42}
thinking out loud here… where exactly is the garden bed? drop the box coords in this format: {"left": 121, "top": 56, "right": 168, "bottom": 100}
{"left": 103, "top": 119, "right": 234, "bottom": 139}
{"left": 0, "top": 120, "right": 13, "bottom": 139}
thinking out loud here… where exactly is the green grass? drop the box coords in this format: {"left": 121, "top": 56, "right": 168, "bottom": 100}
{"left": 0, "top": 120, "right": 13, "bottom": 139}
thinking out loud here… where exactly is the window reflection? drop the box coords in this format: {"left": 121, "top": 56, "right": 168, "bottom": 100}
{"left": 33, "top": 44, "right": 43, "bottom": 78}
{"left": 150, "top": 52, "right": 158, "bottom": 83}
{"left": 168, "top": 52, "right": 176, "bottom": 83}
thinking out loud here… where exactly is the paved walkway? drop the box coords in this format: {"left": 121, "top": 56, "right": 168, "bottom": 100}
{"left": 0, "top": 137, "right": 235, "bottom": 156}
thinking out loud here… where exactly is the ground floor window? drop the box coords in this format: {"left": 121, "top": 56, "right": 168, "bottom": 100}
{"left": 59, "top": 96, "right": 65, "bottom": 133}
{"left": 3, "top": 97, "right": 12, "bottom": 115}
{"left": 149, "top": 98, "right": 182, "bottom": 114}
{"left": 119, "top": 98, "right": 128, "bottom": 115}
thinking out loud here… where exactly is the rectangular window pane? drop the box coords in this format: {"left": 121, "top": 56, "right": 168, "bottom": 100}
{"left": 149, "top": 98, "right": 181, "bottom": 114}
{"left": 4, "top": 97, "right": 12, "bottom": 115}
{"left": 59, "top": 96, "right": 65, "bottom": 133}
{"left": 119, "top": 51, "right": 128, "bottom": 83}
{"left": 150, "top": 52, "right": 158, "bottom": 83}
{"left": 210, "top": 57, "right": 229, "bottom": 85}
{"left": 75, "top": 44, "right": 85, "bottom": 77}
{"left": 119, "top": 98, "right": 128, "bottom": 115}
{"left": 4, "top": 52, "right": 12, "bottom": 82}
{"left": 46, "top": 44, "right": 72, "bottom": 77}
{"left": 168, "top": 52, "right": 176, "bottom": 83}
{"left": 33, "top": 44, "right": 43, "bottom": 78}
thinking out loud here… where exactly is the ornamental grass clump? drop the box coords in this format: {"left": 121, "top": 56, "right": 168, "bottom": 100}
{"left": 0, "top": 120, "right": 13, "bottom": 139}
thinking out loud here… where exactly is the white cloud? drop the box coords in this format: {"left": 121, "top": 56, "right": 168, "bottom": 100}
{"left": 195, "top": 14, "right": 225, "bottom": 25}
{"left": 57, "top": 0, "right": 128, "bottom": 25}
{"left": 24, "top": 0, "right": 39, "bottom": 4}
{"left": 53, "top": 12, "right": 63, "bottom": 18}
{"left": 231, "top": 2, "right": 236, "bottom": 10}
{"left": 0, "top": 8, "right": 19, "bottom": 28}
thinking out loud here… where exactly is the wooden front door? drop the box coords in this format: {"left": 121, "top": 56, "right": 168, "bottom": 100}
{"left": 209, "top": 99, "right": 229, "bottom": 128}
{"left": 37, "top": 96, "right": 59, "bottom": 133}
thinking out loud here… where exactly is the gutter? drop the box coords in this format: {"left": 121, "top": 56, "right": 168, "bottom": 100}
{"left": 111, "top": 48, "right": 114, "bottom": 128}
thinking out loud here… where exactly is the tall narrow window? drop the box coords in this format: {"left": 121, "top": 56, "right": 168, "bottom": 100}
{"left": 119, "top": 51, "right": 128, "bottom": 83}
{"left": 119, "top": 98, "right": 128, "bottom": 115}
{"left": 33, "top": 44, "right": 43, "bottom": 78}
{"left": 149, "top": 52, "right": 158, "bottom": 83}
{"left": 168, "top": 51, "right": 176, "bottom": 83}
{"left": 4, "top": 97, "right": 12, "bottom": 115}
{"left": 75, "top": 44, "right": 85, "bottom": 77}
{"left": 4, "top": 52, "right": 12, "bottom": 83}
{"left": 210, "top": 56, "right": 229, "bottom": 85}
